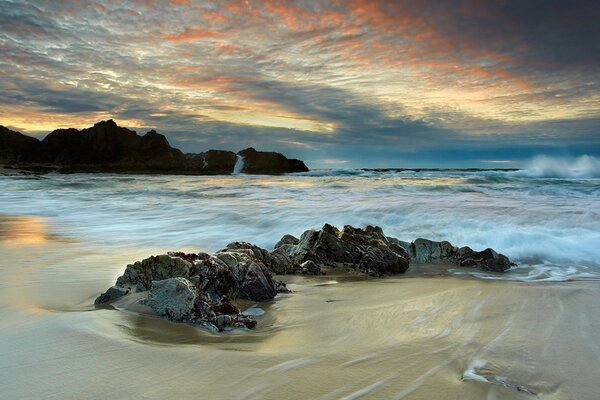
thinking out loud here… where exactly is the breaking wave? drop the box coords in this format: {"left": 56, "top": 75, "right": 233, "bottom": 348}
{"left": 1, "top": 166, "right": 599, "bottom": 282}
{"left": 518, "top": 155, "right": 600, "bottom": 179}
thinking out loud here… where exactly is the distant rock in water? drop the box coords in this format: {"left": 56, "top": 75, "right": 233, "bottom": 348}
{"left": 237, "top": 147, "right": 309, "bottom": 174}
{"left": 95, "top": 224, "right": 514, "bottom": 332}
{"left": 0, "top": 120, "right": 309, "bottom": 175}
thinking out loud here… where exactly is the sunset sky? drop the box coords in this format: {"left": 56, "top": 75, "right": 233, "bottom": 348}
{"left": 1, "top": 0, "right": 598, "bottom": 167}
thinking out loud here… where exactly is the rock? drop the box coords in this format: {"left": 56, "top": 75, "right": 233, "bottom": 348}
{"left": 457, "top": 247, "right": 513, "bottom": 272}
{"left": 184, "top": 150, "right": 236, "bottom": 174}
{"left": 276, "top": 224, "right": 410, "bottom": 276}
{"left": 274, "top": 234, "right": 300, "bottom": 249}
{"left": 1, "top": 121, "right": 310, "bottom": 175}
{"left": 215, "top": 314, "right": 233, "bottom": 327}
{"left": 274, "top": 280, "right": 291, "bottom": 293}
{"left": 144, "top": 278, "right": 197, "bottom": 322}
{"left": 396, "top": 238, "right": 513, "bottom": 272}
{"left": 299, "top": 260, "right": 321, "bottom": 275}
{"left": 0, "top": 125, "right": 41, "bottom": 163}
{"left": 94, "top": 285, "right": 130, "bottom": 304}
{"left": 237, "top": 147, "right": 309, "bottom": 174}
{"left": 269, "top": 247, "right": 295, "bottom": 274}
{"left": 38, "top": 120, "right": 185, "bottom": 170}
{"left": 115, "top": 254, "right": 192, "bottom": 291}
{"left": 240, "top": 263, "right": 277, "bottom": 301}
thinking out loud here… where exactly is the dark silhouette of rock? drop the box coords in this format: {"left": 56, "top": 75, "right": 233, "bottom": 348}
{"left": 184, "top": 150, "right": 237, "bottom": 175}
{"left": 1, "top": 120, "right": 309, "bottom": 175}
{"left": 38, "top": 120, "right": 185, "bottom": 170}
{"left": 237, "top": 147, "right": 309, "bottom": 174}
{"left": 0, "top": 126, "right": 41, "bottom": 162}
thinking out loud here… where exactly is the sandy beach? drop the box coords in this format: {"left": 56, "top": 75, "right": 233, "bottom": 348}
{"left": 2, "top": 224, "right": 599, "bottom": 399}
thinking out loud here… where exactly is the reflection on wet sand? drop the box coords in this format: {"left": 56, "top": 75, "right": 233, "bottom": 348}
{"left": 0, "top": 214, "right": 52, "bottom": 244}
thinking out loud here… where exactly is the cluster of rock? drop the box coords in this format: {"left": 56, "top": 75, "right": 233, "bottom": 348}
{"left": 95, "top": 224, "right": 514, "bottom": 331}
{"left": 0, "top": 120, "right": 309, "bottom": 175}
{"left": 95, "top": 247, "right": 290, "bottom": 332}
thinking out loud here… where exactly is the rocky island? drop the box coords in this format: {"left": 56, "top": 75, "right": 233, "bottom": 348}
{"left": 96, "top": 224, "right": 514, "bottom": 333}
{"left": 0, "top": 120, "right": 309, "bottom": 175}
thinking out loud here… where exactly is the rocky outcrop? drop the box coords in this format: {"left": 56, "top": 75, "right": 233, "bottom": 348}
{"left": 397, "top": 238, "right": 513, "bottom": 272}
{"left": 1, "top": 120, "right": 310, "bottom": 175}
{"left": 0, "top": 126, "right": 41, "bottom": 163}
{"left": 95, "top": 224, "right": 514, "bottom": 332}
{"left": 237, "top": 147, "right": 309, "bottom": 174}
{"left": 273, "top": 224, "right": 514, "bottom": 274}
{"left": 274, "top": 224, "right": 410, "bottom": 276}
{"left": 38, "top": 120, "right": 185, "bottom": 170}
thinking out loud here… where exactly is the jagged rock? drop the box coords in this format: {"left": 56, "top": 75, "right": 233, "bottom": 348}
{"left": 225, "top": 241, "right": 295, "bottom": 275}
{"left": 144, "top": 278, "right": 197, "bottom": 321}
{"left": 299, "top": 260, "right": 321, "bottom": 275}
{"left": 397, "top": 238, "right": 513, "bottom": 272}
{"left": 457, "top": 247, "right": 513, "bottom": 272}
{"left": 1, "top": 120, "right": 310, "bottom": 175}
{"left": 95, "top": 224, "right": 515, "bottom": 333}
{"left": 94, "top": 285, "right": 130, "bottom": 304}
{"left": 275, "top": 224, "right": 410, "bottom": 276}
{"left": 240, "top": 263, "right": 277, "bottom": 301}
{"left": 115, "top": 254, "right": 192, "bottom": 291}
{"left": 274, "top": 234, "right": 300, "bottom": 249}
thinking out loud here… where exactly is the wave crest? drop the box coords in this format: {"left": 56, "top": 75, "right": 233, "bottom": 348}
{"left": 520, "top": 155, "right": 600, "bottom": 178}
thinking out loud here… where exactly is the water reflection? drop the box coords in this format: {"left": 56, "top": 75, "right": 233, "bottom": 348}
{"left": 0, "top": 214, "right": 52, "bottom": 244}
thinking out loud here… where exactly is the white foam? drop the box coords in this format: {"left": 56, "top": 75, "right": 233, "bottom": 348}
{"left": 462, "top": 359, "right": 489, "bottom": 383}
{"left": 232, "top": 154, "right": 245, "bottom": 174}
{"left": 517, "top": 155, "right": 600, "bottom": 178}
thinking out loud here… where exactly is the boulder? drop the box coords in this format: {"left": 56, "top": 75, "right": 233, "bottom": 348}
{"left": 237, "top": 147, "right": 309, "bottom": 174}
{"left": 299, "top": 260, "right": 321, "bottom": 275}
{"left": 115, "top": 254, "right": 192, "bottom": 291}
{"left": 144, "top": 278, "right": 197, "bottom": 321}
{"left": 94, "top": 285, "right": 130, "bottom": 304}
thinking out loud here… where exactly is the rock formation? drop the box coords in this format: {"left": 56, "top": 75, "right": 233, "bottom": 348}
{"left": 96, "top": 224, "right": 514, "bottom": 332}
{"left": 0, "top": 120, "right": 309, "bottom": 175}
{"left": 237, "top": 147, "right": 309, "bottom": 174}
{"left": 0, "top": 125, "right": 41, "bottom": 163}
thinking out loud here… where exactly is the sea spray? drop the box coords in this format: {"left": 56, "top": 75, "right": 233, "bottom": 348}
{"left": 518, "top": 155, "right": 600, "bottom": 178}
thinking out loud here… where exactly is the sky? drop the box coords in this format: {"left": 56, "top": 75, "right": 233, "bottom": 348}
{"left": 1, "top": 0, "right": 599, "bottom": 168}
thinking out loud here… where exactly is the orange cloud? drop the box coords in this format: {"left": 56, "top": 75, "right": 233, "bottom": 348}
{"left": 163, "top": 28, "right": 222, "bottom": 42}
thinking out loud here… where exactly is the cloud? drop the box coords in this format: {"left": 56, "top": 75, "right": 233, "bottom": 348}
{"left": 163, "top": 28, "right": 222, "bottom": 42}
{"left": 0, "top": 0, "right": 598, "bottom": 167}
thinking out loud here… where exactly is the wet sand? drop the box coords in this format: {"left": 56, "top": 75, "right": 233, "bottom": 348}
{"left": 1, "top": 223, "right": 599, "bottom": 400}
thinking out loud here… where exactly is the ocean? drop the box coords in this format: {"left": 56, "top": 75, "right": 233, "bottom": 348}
{"left": 1, "top": 157, "right": 599, "bottom": 399}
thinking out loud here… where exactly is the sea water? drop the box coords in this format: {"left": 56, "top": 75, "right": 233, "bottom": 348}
{"left": 1, "top": 157, "right": 598, "bottom": 282}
